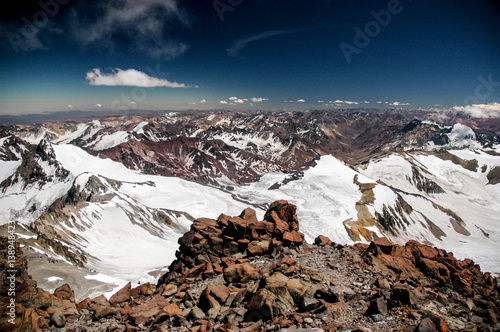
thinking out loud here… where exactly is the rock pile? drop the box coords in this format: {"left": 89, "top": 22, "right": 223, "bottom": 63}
{"left": 1, "top": 200, "right": 499, "bottom": 331}
{"left": 159, "top": 200, "right": 304, "bottom": 287}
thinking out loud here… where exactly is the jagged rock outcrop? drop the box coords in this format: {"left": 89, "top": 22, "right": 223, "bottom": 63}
{"left": 158, "top": 200, "right": 305, "bottom": 286}
{"left": 0, "top": 201, "right": 498, "bottom": 331}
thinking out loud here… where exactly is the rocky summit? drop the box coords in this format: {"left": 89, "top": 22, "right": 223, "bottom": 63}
{"left": 1, "top": 201, "right": 499, "bottom": 331}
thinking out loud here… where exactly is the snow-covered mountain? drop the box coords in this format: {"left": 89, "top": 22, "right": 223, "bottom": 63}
{"left": 2, "top": 109, "right": 500, "bottom": 300}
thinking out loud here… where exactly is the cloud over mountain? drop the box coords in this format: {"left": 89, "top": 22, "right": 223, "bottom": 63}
{"left": 453, "top": 102, "right": 500, "bottom": 118}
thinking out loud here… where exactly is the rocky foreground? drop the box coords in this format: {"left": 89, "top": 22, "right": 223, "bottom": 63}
{"left": 1, "top": 201, "right": 499, "bottom": 331}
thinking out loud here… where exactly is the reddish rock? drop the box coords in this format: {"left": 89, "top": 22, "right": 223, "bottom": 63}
{"left": 163, "top": 303, "right": 183, "bottom": 317}
{"left": 162, "top": 284, "right": 178, "bottom": 297}
{"left": 77, "top": 297, "right": 92, "bottom": 311}
{"left": 240, "top": 208, "right": 258, "bottom": 223}
{"left": 131, "top": 282, "right": 154, "bottom": 297}
{"left": 314, "top": 235, "right": 333, "bottom": 246}
{"left": 369, "top": 237, "right": 394, "bottom": 255}
{"left": 223, "top": 263, "right": 260, "bottom": 284}
{"left": 247, "top": 242, "right": 270, "bottom": 257}
{"left": 211, "top": 283, "right": 230, "bottom": 304}
{"left": 53, "top": 284, "right": 75, "bottom": 301}
{"left": 109, "top": 282, "right": 132, "bottom": 305}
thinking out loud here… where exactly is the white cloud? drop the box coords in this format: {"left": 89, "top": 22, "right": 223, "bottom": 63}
{"left": 199, "top": 100, "right": 207, "bottom": 103}
{"left": 297, "top": 99, "right": 306, "bottom": 103}
{"left": 251, "top": 97, "right": 268, "bottom": 103}
{"left": 390, "top": 101, "right": 410, "bottom": 106}
{"left": 335, "top": 100, "right": 358, "bottom": 105}
{"left": 229, "top": 97, "right": 238, "bottom": 101}
{"left": 86, "top": 68, "right": 189, "bottom": 88}
{"left": 377, "top": 101, "right": 383, "bottom": 104}
{"left": 364, "top": 101, "right": 370, "bottom": 104}
{"left": 70, "top": 0, "right": 190, "bottom": 60}
{"left": 227, "top": 29, "right": 298, "bottom": 58}
{"left": 219, "top": 100, "right": 228, "bottom": 104}
{"left": 234, "top": 99, "right": 245, "bottom": 104}
{"left": 453, "top": 102, "right": 500, "bottom": 118}
{"left": 67, "top": 105, "right": 73, "bottom": 108}
{"left": 318, "top": 101, "right": 324, "bottom": 103}
{"left": 94, "top": 104, "right": 102, "bottom": 108}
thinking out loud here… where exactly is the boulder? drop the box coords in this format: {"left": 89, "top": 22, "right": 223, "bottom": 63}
{"left": 314, "top": 235, "right": 333, "bottom": 246}
{"left": 109, "top": 282, "right": 131, "bottom": 305}
{"left": 49, "top": 309, "right": 66, "bottom": 328}
{"left": 224, "top": 263, "right": 260, "bottom": 284}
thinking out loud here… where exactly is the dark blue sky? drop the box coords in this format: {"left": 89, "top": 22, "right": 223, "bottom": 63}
{"left": 0, "top": 0, "right": 499, "bottom": 115}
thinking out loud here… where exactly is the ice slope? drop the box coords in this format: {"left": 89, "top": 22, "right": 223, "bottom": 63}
{"left": 358, "top": 151, "right": 500, "bottom": 275}
{"left": 36, "top": 173, "right": 194, "bottom": 291}
{"left": 228, "top": 155, "right": 375, "bottom": 244}
{"left": 52, "top": 144, "right": 252, "bottom": 219}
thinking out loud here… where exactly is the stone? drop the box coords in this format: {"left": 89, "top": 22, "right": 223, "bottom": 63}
{"left": 77, "top": 297, "right": 92, "bottom": 311}
{"left": 301, "top": 297, "right": 323, "bottom": 312}
{"left": 163, "top": 303, "right": 184, "bottom": 317}
{"left": 314, "top": 288, "right": 339, "bottom": 303}
{"left": 211, "top": 283, "right": 230, "bottom": 304}
{"left": 314, "top": 235, "right": 333, "bottom": 246}
{"left": 416, "top": 317, "right": 438, "bottom": 332}
{"left": 287, "top": 279, "right": 311, "bottom": 303}
{"left": 131, "top": 283, "right": 154, "bottom": 297}
{"left": 223, "top": 263, "right": 260, "bottom": 284}
{"left": 93, "top": 304, "right": 119, "bottom": 319}
{"left": 391, "top": 284, "right": 417, "bottom": 306}
{"left": 130, "top": 295, "right": 168, "bottom": 318}
{"left": 53, "top": 284, "right": 74, "bottom": 301}
{"left": 50, "top": 309, "right": 66, "bottom": 328}
{"left": 109, "top": 282, "right": 131, "bottom": 305}
{"left": 198, "top": 286, "right": 221, "bottom": 318}
{"left": 369, "top": 237, "right": 394, "bottom": 255}
{"left": 187, "top": 306, "right": 206, "bottom": 320}
{"left": 266, "top": 272, "right": 289, "bottom": 289}
{"left": 240, "top": 208, "right": 258, "bottom": 223}
{"left": 364, "top": 297, "right": 388, "bottom": 317}
{"left": 162, "top": 284, "right": 178, "bottom": 297}
{"left": 92, "top": 295, "right": 109, "bottom": 306}
{"left": 247, "top": 241, "right": 270, "bottom": 256}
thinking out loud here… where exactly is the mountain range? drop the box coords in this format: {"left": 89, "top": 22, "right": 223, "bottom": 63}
{"left": 1, "top": 109, "right": 499, "bottom": 307}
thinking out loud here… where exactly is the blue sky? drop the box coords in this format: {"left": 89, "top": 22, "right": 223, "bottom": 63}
{"left": 0, "top": 0, "right": 499, "bottom": 115}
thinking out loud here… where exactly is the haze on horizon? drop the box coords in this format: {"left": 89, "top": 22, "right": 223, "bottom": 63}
{"left": 0, "top": 0, "right": 499, "bottom": 117}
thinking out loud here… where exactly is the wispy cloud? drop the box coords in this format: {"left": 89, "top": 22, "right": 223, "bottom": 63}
{"left": 199, "top": 99, "right": 207, "bottom": 103}
{"left": 86, "top": 68, "right": 190, "bottom": 88}
{"left": 227, "top": 29, "right": 299, "bottom": 58}
{"left": 219, "top": 100, "right": 228, "bottom": 104}
{"left": 297, "top": 99, "right": 306, "bottom": 103}
{"left": 70, "top": 0, "right": 190, "bottom": 60}
{"left": 453, "top": 102, "right": 500, "bottom": 118}
{"left": 251, "top": 97, "right": 269, "bottom": 103}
